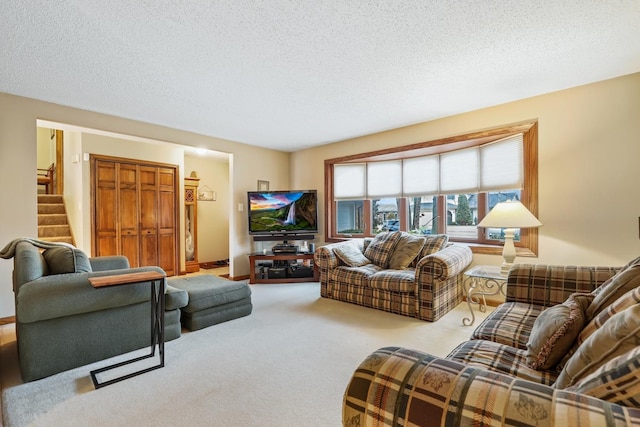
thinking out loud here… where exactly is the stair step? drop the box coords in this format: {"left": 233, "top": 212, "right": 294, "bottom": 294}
{"left": 38, "top": 204, "right": 66, "bottom": 214}
{"left": 38, "top": 214, "right": 69, "bottom": 226}
{"left": 38, "top": 225, "right": 71, "bottom": 238}
{"left": 37, "top": 194, "right": 64, "bottom": 204}
{"left": 37, "top": 194, "right": 75, "bottom": 246}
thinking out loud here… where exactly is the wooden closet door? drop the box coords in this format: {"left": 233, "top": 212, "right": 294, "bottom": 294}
{"left": 139, "top": 166, "right": 159, "bottom": 267}
{"left": 158, "top": 167, "right": 176, "bottom": 276}
{"left": 119, "top": 164, "right": 140, "bottom": 267}
{"left": 94, "top": 160, "right": 118, "bottom": 257}
{"left": 92, "top": 156, "right": 177, "bottom": 275}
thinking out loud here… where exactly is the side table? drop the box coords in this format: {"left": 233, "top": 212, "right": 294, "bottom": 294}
{"left": 462, "top": 265, "right": 507, "bottom": 326}
{"left": 88, "top": 270, "right": 166, "bottom": 388}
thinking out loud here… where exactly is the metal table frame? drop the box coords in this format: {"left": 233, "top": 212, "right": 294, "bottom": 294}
{"left": 88, "top": 271, "right": 166, "bottom": 389}
{"left": 462, "top": 265, "right": 507, "bottom": 326}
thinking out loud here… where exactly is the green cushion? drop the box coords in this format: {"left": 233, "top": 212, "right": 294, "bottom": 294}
{"left": 43, "top": 246, "right": 92, "bottom": 274}
{"left": 168, "top": 275, "right": 252, "bottom": 313}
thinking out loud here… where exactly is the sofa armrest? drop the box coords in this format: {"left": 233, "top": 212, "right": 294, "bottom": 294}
{"left": 89, "top": 255, "right": 130, "bottom": 271}
{"left": 343, "top": 347, "right": 640, "bottom": 427}
{"left": 413, "top": 244, "right": 472, "bottom": 321}
{"left": 16, "top": 266, "right": 166, "bottom": 323}
{"left": 314, "top": 240, "right": 365, "bottom": 279}
{"left": 506, "top": 264, "right": 620, "bottom": 307}
{"left": 415, "top": 244, "right": 472, "bottom": 281}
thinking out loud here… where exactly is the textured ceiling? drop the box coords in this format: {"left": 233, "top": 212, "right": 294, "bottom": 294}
{"left": 2, "top": 1, "right": 640, "bottom": 152}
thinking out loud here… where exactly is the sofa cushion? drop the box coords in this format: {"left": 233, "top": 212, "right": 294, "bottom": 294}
{"left": 364, "top": 231, "right": 402, "bottom": 268}
{"left": 418, "top": 234, "right": 448, "bottom": 259}
{"left": 471, "top": 302, "right": 544, "bottom": 350}
{"left": 555, "top": 304, "right": 640, "bottom": 389}
{"left": 525, "top": 293, "right": 592, "bottom": 370}
{"left": 578, "top": 285, "right": 640, "bottom": 347}
{"left": 369, "top": 269, "right": 415, "bottom": 293}
{"left": 586, "top": 263, "right": 640, "bottom": 320}
{"left": 328, "top": 264, "right": 382, "bottom": 287}
{"left": 566, "top": 346, "right": 640, "bottom": 407}
{"left": 388, "top": 233, "right": 425, "bottom": 270}
{"left": 42, "top": 246, "right": 92, "bottom": 274}
{"left": 448, "top": 339, "right": 558, "bottom": 385}
{"left": 333, "top": 243, "right": 371, "bottom": 267}
{"left": 165, "top": 284, "right": 189, "bottom": 311}
{"left": 591, "top": 256, "right": 640, "bottom": 297}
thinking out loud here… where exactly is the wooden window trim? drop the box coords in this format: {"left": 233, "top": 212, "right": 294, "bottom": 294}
{"left": 324, "top": 119, "right": 539, "bottom": 258}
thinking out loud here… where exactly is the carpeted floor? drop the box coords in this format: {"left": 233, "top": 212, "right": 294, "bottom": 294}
{"left": 0, "top": 281, "right": 493, "bottom": 427}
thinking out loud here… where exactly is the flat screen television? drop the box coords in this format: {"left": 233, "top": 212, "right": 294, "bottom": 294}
{"left": 247, "top": 190, "right": 318, "bottom": 236}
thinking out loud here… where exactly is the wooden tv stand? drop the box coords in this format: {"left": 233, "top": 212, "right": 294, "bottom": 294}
{"left": 248, "top": 252, "right": 318, "bottom": 284}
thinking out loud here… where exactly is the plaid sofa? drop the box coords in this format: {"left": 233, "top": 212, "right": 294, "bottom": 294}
{"left": 314, "top": 239, "right": 472, "bottom": 321}
{"left": 343, "top": 263, "right": 640, "bottom": 426}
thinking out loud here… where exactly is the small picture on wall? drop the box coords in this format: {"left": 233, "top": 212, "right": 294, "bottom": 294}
{"left": 198, "top": 185, "right": 216, "bottom": 201}
{"left": 257, "top": 180, "right": 269, "bottom": 191}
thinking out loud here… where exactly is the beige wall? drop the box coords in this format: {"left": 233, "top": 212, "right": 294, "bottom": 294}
{"left": 291, "top": 72, "right": 640, "bottom": 269}
{"left": 0, "top": 93, "right": 289, "bottom": 317}
{"left": 36, "top": 127, "right": 54, "bottom": 170}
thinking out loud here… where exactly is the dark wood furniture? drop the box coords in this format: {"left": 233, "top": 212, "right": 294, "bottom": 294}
{"left": 37, "top": 163, "right": 54, "bottom": 194}
{"left": 184, "top": 176, "right": 200, "bottom": 273}
{"left": 88, "top": 270, "right": 166, "bottom": 388}
{"left": 91, "top": 155, "right": 178, "bottom": 276}
{"left": 248, "top": 252, "right": 318, "bottom": 284}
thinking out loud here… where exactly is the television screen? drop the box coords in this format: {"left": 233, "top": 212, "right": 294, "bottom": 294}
{"left": 247, "top": 190, "right": 318, "bottom": 235}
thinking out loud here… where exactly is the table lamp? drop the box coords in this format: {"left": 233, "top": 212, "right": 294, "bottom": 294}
{"left": 477, "top": 200, "right": 542, "bottom": 276}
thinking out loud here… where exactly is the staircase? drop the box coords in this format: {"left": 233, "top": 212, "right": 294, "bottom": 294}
{"left": 37, "top": 194, "right": 75, "bottom": 245}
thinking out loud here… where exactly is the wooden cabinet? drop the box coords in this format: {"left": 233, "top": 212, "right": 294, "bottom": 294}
{"left": 92, "top": 157, "right": 178, "bottom": 276}
{"left": 184, "top": 176, "right": 200, "bottom": 273}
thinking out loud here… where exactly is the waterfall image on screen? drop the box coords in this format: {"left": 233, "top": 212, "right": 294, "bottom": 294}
{"left": 247, "top": 190, "right": 317, "bottom": 235}
{"left": 283, "top": 202, "right": 296, "bottom": 225}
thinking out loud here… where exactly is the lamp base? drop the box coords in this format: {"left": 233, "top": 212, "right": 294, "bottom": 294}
{"left": 500, "top": 262, "right": 512, "bottom": 277}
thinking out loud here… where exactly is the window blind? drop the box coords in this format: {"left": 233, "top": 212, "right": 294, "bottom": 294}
{"left": 367, "top": 160, "right": 402, "bottom": 198}
{"left": 334, "top": 163, "right": 367, "bottom": 200}
{"left": 480, "top": 134, "right": 523, "bottom": 191}
{"left": 333, "top": 133, "right": 523, "bottom": 199}
{"left": 403, "top": 155, "right": 439, "bottom": 196}
{"left": 440, "top": 147, "right": 479, "bottom": 193}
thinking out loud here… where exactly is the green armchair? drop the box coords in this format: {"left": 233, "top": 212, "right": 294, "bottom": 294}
{"left": 10, "top": 241, "right": 188, "bottom": 381}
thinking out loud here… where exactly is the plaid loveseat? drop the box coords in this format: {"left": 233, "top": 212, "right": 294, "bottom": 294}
{"left": 314, "top": 237, "right": 472, "bottom": 321}
{"left": 343, "top": 263, "right": 640, "bottom": 426}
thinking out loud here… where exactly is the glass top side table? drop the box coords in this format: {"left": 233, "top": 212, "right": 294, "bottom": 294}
{"left": 462, "top": 265, "right": 507, "bottom": 326}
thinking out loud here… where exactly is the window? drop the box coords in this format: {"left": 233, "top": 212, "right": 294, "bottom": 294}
{"left": 324, "top": 120, "right": 538, "bottom": 257}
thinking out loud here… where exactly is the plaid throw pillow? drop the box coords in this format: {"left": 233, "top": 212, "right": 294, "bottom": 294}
{"left": 418, "top": 234, "right": 448, "bottom": 259}
{"left": 555, "top": 304, "right": 640, "bottom": 389}
{"left": 579, "top": 285, "right": 640, "bottom": 346}
{"left": 586, "top": 263, "right": 640, "bottom": 320}
{"left": 364, "top": 231, "right": 402, "bottom": 268}
{"left": 567, "top": 346, "right": 640, "bottom": 406}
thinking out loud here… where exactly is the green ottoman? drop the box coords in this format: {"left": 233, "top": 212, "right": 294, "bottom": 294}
{"left": 167, "top": 275, "right": 252, "bottom": 331}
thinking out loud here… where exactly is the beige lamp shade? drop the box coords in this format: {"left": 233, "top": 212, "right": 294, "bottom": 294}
{"left": 477, "top": 201, "right": 542, "bottom": 228}
{"left": 477, "top": 200, "right": 541, "bottom": 276}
